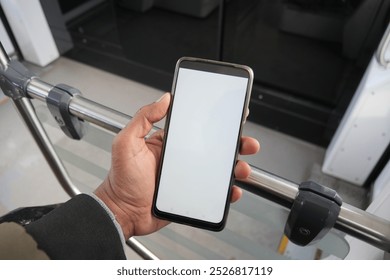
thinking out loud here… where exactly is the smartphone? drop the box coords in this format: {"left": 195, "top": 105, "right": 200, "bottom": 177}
{"left": 152, "top": 57, "right": 253, "bottom": 231}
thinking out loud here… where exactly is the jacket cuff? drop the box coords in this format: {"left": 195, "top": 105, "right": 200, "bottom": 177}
{"left": 88, "top": 192, "right": 126, "bottom": 245}
{"left": 25, "top": 194, "right": 126, "bottom": 259}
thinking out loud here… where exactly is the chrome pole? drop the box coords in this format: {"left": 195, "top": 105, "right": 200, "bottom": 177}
{"left": 28, "top": 78, "right": 160, "bottom": 134}
{"left": 69, "top": 95, "right": 130, "bottom": 133}
{"left": 12, "top": 97, "right": 81, "bottom": 197}
{"left": 28, "top": 79, "right": 130, "bottom": 132}
{"left": 0, "top": 43, "right": 9, "bottom": 70}
{"left": 127, "top": 238, "right": 159, "bottom": 260}
{"left": 27, "top": 78, "right": 53, "bottom": 102}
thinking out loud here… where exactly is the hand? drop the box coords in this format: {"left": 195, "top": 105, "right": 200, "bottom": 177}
{"left": 95, "top": 93, "right": 260, "bottom": 239}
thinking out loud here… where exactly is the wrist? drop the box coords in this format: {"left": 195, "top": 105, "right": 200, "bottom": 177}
{"left": 94, "top": 178, "right": 135, "bottom": 240}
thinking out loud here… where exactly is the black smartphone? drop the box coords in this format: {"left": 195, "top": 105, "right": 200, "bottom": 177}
{"left": 152, "top": 57, "right": 254, "bottom": 231}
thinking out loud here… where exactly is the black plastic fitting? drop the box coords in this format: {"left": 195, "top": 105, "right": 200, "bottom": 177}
{"left": 46, "top": 83, "right": 88, "bottom": 140}
{"left": 284, "top": 181, "right": 342, "bottom": 246}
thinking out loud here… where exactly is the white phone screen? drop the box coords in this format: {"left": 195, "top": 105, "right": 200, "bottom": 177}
{"left": 155, "top": 67, "right": 249, "bottom": 224}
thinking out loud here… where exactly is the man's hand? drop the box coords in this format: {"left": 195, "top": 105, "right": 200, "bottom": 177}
{"left": 95, "top": 93, "right": 260, "bottom": 240}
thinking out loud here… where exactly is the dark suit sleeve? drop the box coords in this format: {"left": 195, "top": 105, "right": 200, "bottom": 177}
{"left": 25, "top": 194, "right": 126, "bottom": 260}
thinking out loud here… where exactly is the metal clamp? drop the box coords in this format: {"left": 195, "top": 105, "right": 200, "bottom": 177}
{"left": 284, "top": 181, "right": 342, "bottom": 246}
{"left": 47, "top": 84, "right": 88, "bottom": 140}
{"left": 0, "top": 60, "right": 35, "bottom": 100}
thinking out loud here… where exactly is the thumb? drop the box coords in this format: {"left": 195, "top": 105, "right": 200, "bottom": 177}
{"left": 125, "top": 93, "right": 171, "bottom": 139}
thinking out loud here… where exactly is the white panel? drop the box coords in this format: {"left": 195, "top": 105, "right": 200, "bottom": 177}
{"left": 323, "top": 31, "right": 390, "bottom": 185}
{"left": 0, "top": 0, "right": 59, "bottom": 66}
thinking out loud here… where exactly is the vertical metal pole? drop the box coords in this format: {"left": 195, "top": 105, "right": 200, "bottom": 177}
{"left": 126, "top": 238, "right": 159, "bottom": 260}
{"left": 0, "top": 43, "right": 9, "bottom": 70}
{"left": 12, "top": 97, "right": 81, "bottom": 197}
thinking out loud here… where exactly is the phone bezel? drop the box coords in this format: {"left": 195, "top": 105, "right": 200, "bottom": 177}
{"left": 152, "top": 57, "right": 254, "bottom": 231}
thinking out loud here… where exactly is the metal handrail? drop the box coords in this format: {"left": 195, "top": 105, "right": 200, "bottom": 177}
{"left": 25, "top": 77, "right": 390, "bottom": 253}
{"left": 0, "top": 44, "right": 389, "bottom": 256}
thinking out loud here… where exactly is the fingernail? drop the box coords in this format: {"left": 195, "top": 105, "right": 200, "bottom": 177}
{"left": 156, "top": 93, "right": 168, "bottom": 103}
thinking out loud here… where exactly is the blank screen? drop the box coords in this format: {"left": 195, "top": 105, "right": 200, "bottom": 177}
{"left": 156, "top": 67, "right": 249, "bottom": 223}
